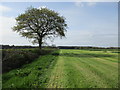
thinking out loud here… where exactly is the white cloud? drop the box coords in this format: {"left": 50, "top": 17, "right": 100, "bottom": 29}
{"left": 0, "top": 5, "right": 12, "bottom": 12}
{"left": 74, "top": 0, "right": 97, "bottom": 7}
{"left": 75, "top": 2, "right": 84, "bottom": 7}
{"left": 38, "top": 6, "right": 47, "bottom": 9}
{"left": 0, "top": 16, "right": 15, "bottom": 36}
{"left": 87, "top": 2, "right": 96, "bottom": 6}
{"left": 0, "top": 16, "right": 31, "bottom": 45}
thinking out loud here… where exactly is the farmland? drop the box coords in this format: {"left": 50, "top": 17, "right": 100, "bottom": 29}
{"left": 2, "top": 49, "right": 118, "bottom": 88}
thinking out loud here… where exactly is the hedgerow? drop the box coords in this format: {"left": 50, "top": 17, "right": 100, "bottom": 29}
{"left": 2, "top": 48, "right": 54, "bottom": 73}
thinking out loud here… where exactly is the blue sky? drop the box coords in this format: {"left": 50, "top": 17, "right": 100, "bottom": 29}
{"left": 0, "top": 2, "right": 118, "bottom": 47}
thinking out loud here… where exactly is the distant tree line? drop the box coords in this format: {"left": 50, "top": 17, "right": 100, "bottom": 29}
{"left": 1, "top": 45, "right": 57, "bottom": 49}
{"left": 1, "top": 45, "right": 119, "bottom": 50}
{"left": 1, "top": 45, "right": 36, "bottom": 49}
{"left": 58, "top": 46, "right": 119, "bottom": 49}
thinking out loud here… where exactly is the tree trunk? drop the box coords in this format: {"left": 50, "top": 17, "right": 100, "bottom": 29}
{"left": 38, "top": 38, "right": 42, "bottom": 49}
{"left": 39, "top": 42, "right": 42, "bottom": 49}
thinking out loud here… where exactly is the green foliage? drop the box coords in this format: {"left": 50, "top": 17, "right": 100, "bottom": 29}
{"left": 13, "top": 7, "right": 67, "bottom": 48}
{"left": 2, "top": 48, "right": 55, "bottom": 73}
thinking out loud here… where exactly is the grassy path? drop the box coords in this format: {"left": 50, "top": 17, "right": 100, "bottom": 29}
{"left": 2, "top": 49, "right": 118, "bottom": 88}
{"left": 47, "top": 56, "right": 67, "bottom": 88}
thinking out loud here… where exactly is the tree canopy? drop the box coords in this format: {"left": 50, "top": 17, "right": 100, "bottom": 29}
{"left": 13, "top": 7, "right": 67, "bottom": 49}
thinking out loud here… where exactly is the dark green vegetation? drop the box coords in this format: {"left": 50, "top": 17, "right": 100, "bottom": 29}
{"left": 2, "top": 48, "right": 54, "bottom": 73}
{"left": 2, "top": 49, "right": 118, "bottom": 88}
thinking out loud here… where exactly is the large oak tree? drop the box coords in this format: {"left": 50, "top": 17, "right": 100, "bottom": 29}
{"left": 13, "top": 7, "right": 67, "bottom": 49}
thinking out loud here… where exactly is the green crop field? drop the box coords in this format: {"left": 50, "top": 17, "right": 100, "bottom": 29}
{"left": 2, "top": 49, "right": 118, "bottom": 88}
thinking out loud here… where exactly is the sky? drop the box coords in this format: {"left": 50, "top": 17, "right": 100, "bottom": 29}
{"left": 0, "top": 1, "right": 118, "bottom": 47}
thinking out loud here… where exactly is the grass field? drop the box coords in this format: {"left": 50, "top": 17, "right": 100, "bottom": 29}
{"left": 2, "top": 49, "right": 118, "bottom": 88}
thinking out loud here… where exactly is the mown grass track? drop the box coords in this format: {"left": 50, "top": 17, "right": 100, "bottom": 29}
{"left": 2, "top": 49, "right": 118, "bottom": 88}
{"left": 47, "top": 49, "right": 118, "bottom": 88}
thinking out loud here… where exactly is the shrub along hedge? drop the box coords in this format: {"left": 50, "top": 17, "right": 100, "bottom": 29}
{"left": 2, "top": 48, "right": 54, "bottom": 73}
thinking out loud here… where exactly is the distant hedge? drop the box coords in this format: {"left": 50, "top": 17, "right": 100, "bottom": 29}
{"left": 2, "top": 49, "right": 54, "bottom": 73}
